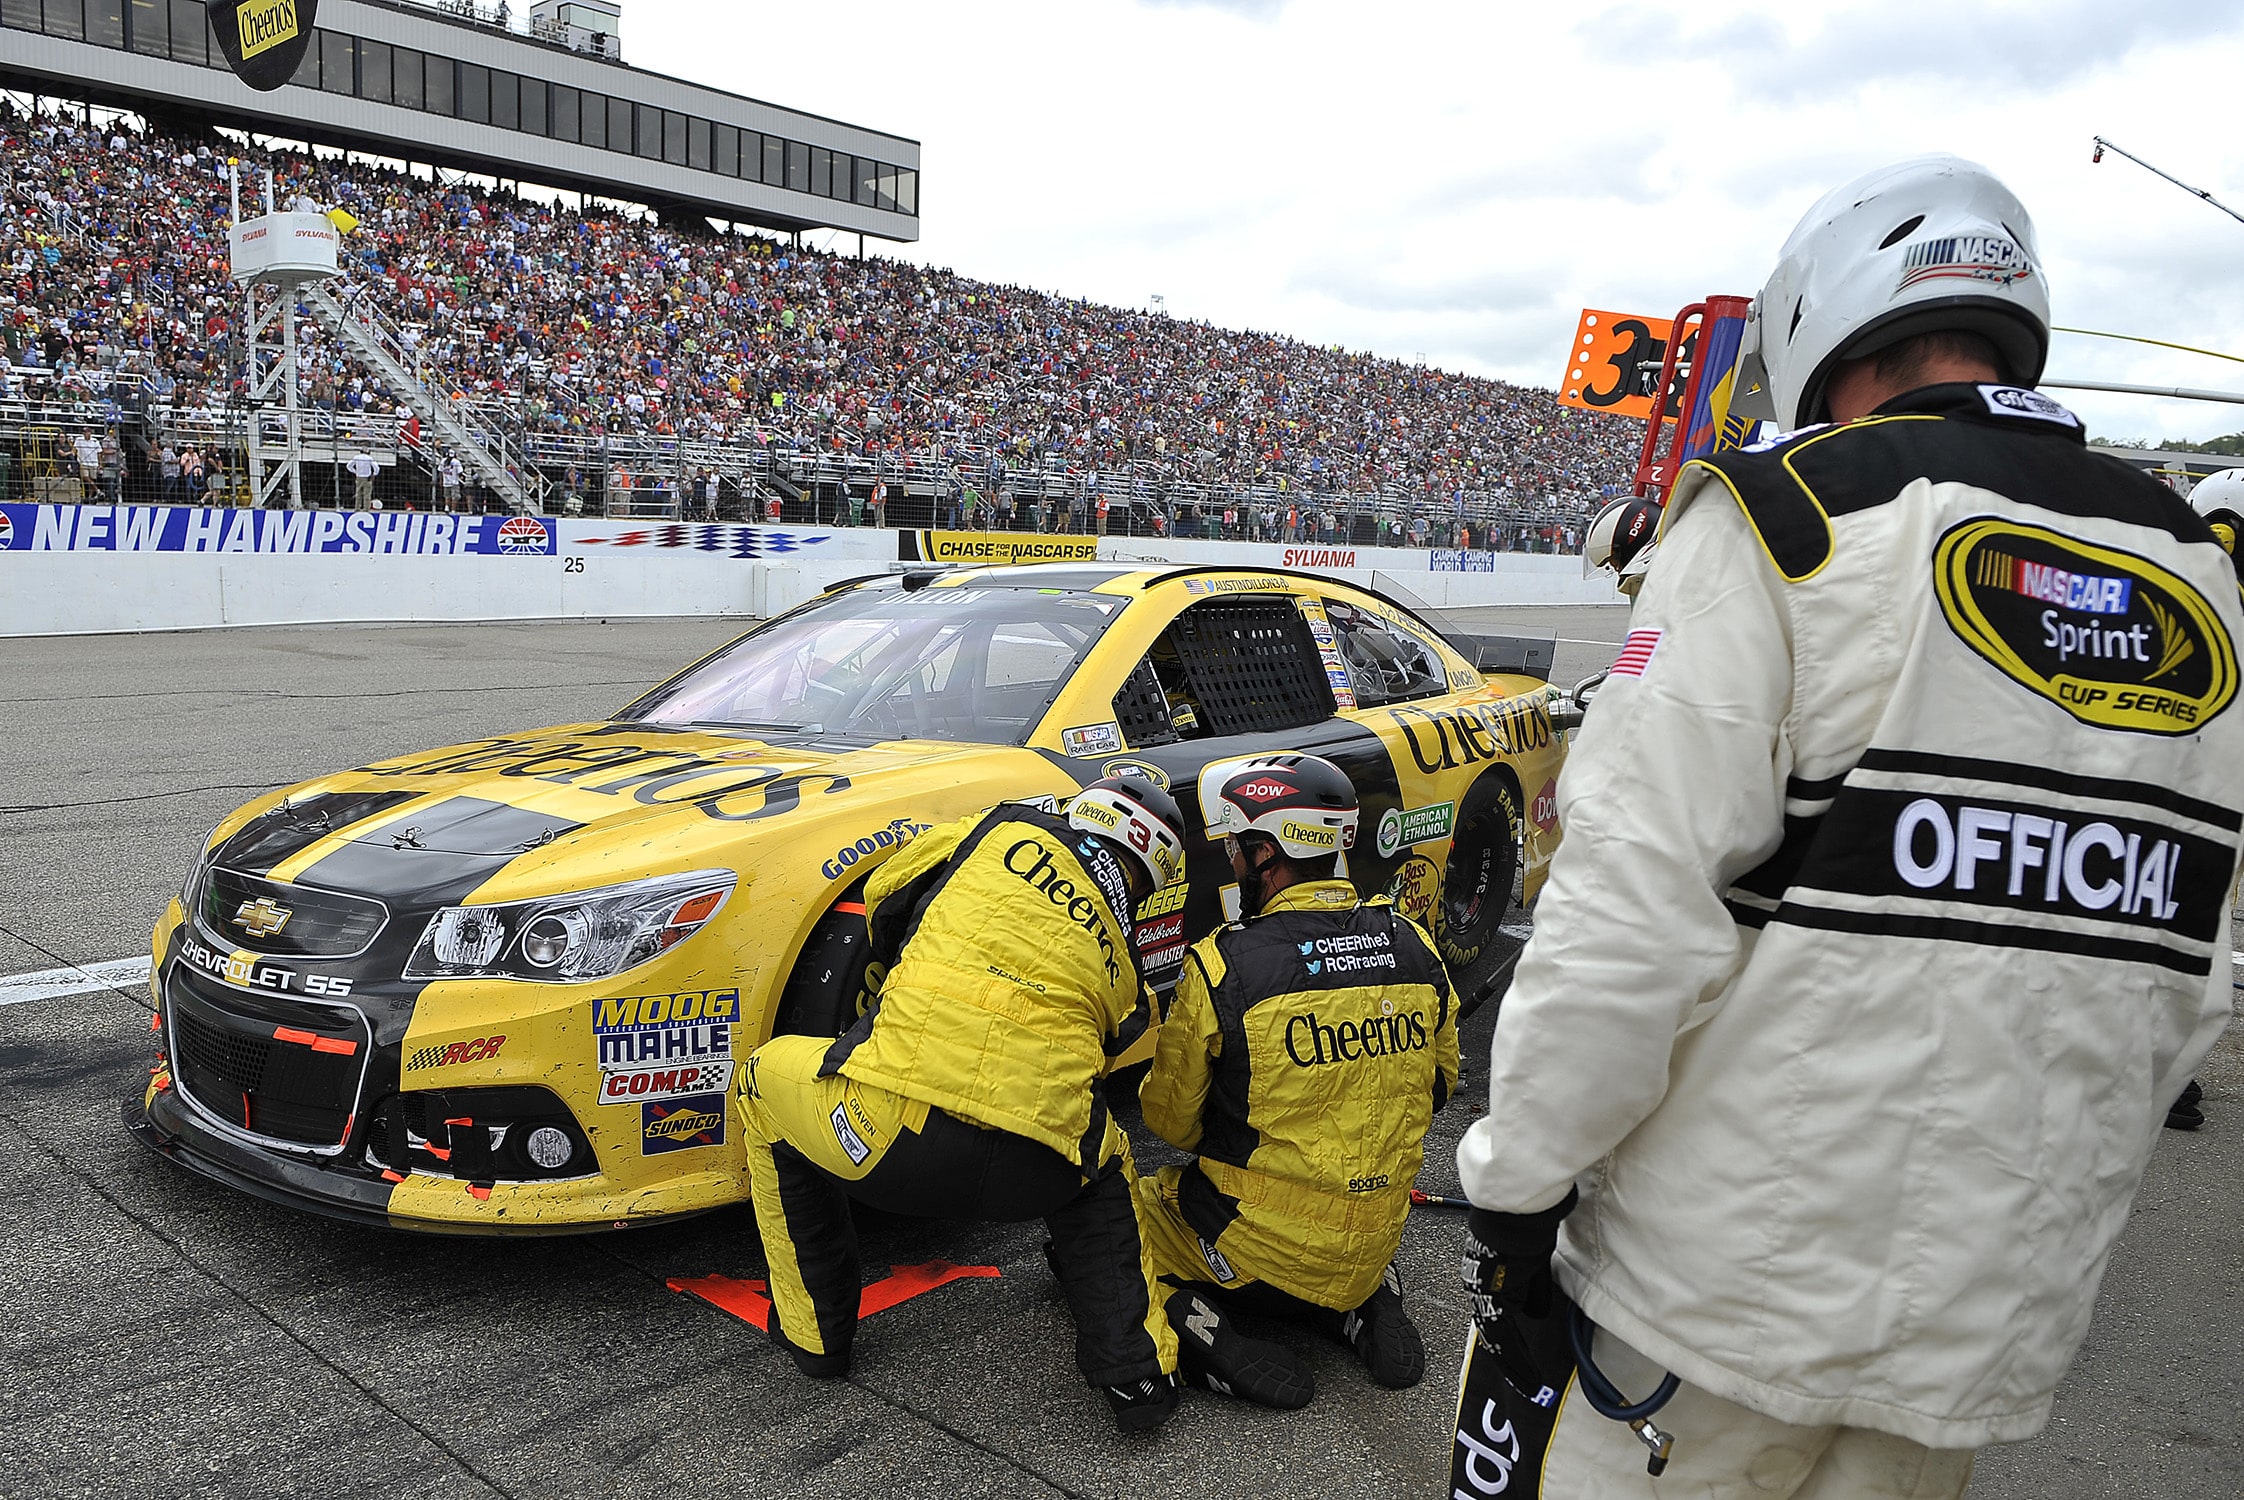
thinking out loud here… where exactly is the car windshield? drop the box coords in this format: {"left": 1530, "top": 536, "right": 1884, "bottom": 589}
{"left": 621, "top": 583, "right": 1127, "bottom": 744}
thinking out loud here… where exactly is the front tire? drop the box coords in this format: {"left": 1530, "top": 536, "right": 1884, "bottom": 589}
{"left": 1432, "top": 772, "right": 1521, "bottom": 973}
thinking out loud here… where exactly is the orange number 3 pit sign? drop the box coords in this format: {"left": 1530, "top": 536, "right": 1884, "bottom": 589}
{"left": 1558, "top": 308, "right": 1693, "bottom": 421}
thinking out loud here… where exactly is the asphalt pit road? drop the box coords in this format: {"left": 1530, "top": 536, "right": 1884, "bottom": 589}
{"left": 0, "top": 1034, "right": 145, "bottom": 1093}
{"left": 787, "top": 1417, "right": 879, "bottom": 1476}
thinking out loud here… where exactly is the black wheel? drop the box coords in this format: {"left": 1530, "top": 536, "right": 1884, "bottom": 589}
{"left": 1433, "top": 772, "right": 1521, "bottom": 973}
{"left": 772, "top": 895, "right": 877, "bottom": 1038}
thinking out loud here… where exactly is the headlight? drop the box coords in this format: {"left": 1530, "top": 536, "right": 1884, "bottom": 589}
{"left": 404, "top": 870, "right": 736, "bottom": 983}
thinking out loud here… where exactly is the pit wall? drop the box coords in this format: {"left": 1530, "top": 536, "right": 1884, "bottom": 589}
{"left": 0, "top": 505, "right": 1610, "bottom": 637}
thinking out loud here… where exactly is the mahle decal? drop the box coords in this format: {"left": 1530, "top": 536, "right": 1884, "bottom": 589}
{"left": 1934, "top": 520, "right": 2237, "bottom": 735}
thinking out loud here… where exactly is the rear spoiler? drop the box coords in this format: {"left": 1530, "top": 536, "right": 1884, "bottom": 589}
{"left": 1461, "top": 634, "right": 1556, "bottom": 682}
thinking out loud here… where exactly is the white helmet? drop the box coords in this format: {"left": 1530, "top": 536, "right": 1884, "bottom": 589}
{"left": 1758, "top": 155, "right": 2050, "bottom": 432}
{"left": 1066, "top": 775, "right": 1188, "bottom": 892}
{"left": 2191, "top": 468, "right": 2244, "bottom": 557}
{"left": 1585, "top": 498, "right": 1661, "bottom": 597}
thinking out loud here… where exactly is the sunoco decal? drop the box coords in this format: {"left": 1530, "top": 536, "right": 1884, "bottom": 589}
{"left": 642, "top": 1093, "right": 726, "bottom": 1154}
{"left": 1934, "top": 519, "right": 2237, "bottom": 735}
{"left": 0, "top": 503, "right": 553, "bottom": 555}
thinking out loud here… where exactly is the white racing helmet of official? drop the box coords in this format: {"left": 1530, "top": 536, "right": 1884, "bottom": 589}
{"left": 1757, "top": 155, "right": 2051, "bottom": 432}
{"left": 2190, "top": 468, "right": 2244, "bottom": 556}
{"left": 1585, "top": 497, "right": 1662, "bottom": 597}
{"left": 1198, "top": 754, "right": 1359, "bottom": 860}
{"left": 1066, "top": 774, "right": 1188, "bottom": 893}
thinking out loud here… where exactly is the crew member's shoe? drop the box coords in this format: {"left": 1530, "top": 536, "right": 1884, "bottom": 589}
{"left": 2167, "top": 1078, "right": 2205, "bottom": 1132}
{"left": 1341, "top": 1264, "right": 1426, "bottom": 1389}
{"left": 1104, "top": 1372, "right": 1179, "bottom": 1435}
{"left": 767, "top": 1315, "right": 851, "bottom": 1379}
{"left": 1166, "top": 1289, "right": 1315, "bottom": 1409}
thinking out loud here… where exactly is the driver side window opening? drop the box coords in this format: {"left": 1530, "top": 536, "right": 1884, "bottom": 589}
{"left": 1322, "top": 599, "right": 1449, "bottom": 708}
{"left": 1110, "top": 595, "right": 1336, "bottom": 744}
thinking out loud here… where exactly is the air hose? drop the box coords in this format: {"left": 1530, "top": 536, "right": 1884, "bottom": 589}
{"left": 1567, "top": 1305, "right": 1681, "bottom": 1475}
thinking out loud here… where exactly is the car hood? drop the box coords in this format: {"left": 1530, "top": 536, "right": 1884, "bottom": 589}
{"left": 206, "top": 723, "right": 1065, "bottom": 909}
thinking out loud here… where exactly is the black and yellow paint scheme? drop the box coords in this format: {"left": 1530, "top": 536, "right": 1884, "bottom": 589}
{"left": 128, "top": 563, "right": 1568, "bottom": 1233}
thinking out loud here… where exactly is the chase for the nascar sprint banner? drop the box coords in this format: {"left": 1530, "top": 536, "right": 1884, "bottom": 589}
{"left": 0, "top": 503, "right": 555, "bottom": 556}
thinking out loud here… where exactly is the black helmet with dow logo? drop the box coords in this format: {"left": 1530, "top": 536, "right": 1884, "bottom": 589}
{"left": 1198, "top": 754, "right": 1359, "bottom": 860}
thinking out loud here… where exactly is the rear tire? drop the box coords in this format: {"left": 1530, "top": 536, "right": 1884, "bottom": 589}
{"left": 1432, "top": 772, "right": 1521, "bottom": 973}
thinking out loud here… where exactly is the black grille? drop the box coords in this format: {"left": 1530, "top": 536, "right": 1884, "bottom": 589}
{"left": 197, "top": 867, "right": 387, "bottom": 958}
{"left": 167, "top": 967, "right": 368, "bottom": 1149}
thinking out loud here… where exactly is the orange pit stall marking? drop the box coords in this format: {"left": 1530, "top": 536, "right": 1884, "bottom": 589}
{"left": 668, "top": 1260, "right": 1002, "bottom": 1332}
{"left": 1558, "top": 308, "right": 1681, "bottom": 421}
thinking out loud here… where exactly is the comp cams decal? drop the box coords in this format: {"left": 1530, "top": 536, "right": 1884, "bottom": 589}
{"left": 1934, "top": 519, "right": 2238, "bottom": 735}
{"left": 594, "top": 988, "right": 738, "bottom": 1107}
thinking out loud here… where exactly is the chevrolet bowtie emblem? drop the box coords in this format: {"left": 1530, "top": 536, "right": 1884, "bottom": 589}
{"left": 232, "top": 896, "right": 293, "bottom": 938}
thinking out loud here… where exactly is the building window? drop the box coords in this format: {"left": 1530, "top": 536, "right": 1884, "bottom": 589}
{"left": 577, "top": 90, "right": 604, "bottom": 147}
{"left": 786, "top": 139, "right": 809, "bottom": 193}
{"left": 320, "top": 30, "right": 353, "bottom": 95}
{"left": 1, "top": 0, "right": 39, "bottom": 33}
{"left": 491, "top": 70, "right": 518, "bottom": 130}
{"left": 126, "top": 0, "right": 162, "bottom": 55}
{"left": 290, "top": 28, "right": 315, "bottom": 86}
{"left": 856, "top": 156, "right": 877, "bottom": 207}
{"left": 521, "top": 77, "right": 547, "bottom": 136}
{"left": 356, "top": 37, "right": 390, "bottom": 104}
{"left": 425, "top": 53, "right": 453, "bottom": 115}
{"left": 391, "top": 46, "right": 422, "bottom": 110}
{"left": 39, "top": 0, "right": 83, "bottom": 41}
{"left": 875, "top": 165, "right": 897, "bottom": 213}
{"left": 552, "top": 84, "right": 580, "bottom": 143}
{"left": 634, "top": 101, "right": 661, "bottom": 160}
{"left": 688, "top": 117, "right": 711, "bottom": 172}
{"left": 86, "top": 0, "right": 120, "bottom": 47}
{"left": 810, "top": 147, "right": 831, "bottom": 198}
{"left": 458, "top": 61, "right": 489, "bottom": 123}
{"left": 607, "top": 95, "right": 632, "bottom": 154}
{"left": 663, "top": 109, "right": 687, "bottom": 165}
{"left": 165, "top": 0, "right": 201, "bottom": 63}
{"left": 896, "top": 169, "right": 917, "bottom": 216}
{"left": 713, "top": 122, "right": 738, "bottom": 177}
{"left": 761, "top": 133, "right": 783, "bottom": 185}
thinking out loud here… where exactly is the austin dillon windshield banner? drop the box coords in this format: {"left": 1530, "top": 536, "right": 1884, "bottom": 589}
{"left": 0, "top": 504, "right": 555, "bottom": 555}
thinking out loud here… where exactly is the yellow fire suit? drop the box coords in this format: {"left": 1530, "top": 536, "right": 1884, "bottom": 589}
{"left": 740, "top": 805, "right": 1175, "bottom": 1388}
{"left": 1137, "top": 879, "right": 1460, "bottom": 1311}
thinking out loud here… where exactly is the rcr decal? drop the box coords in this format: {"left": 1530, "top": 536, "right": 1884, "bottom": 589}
{"left": 406, "top": 1035, "right": 505, "bottom": 1071}
{"left": 1388, "top": 697, "right": 1552, "bottom": 774}
{"left": 821, "top": 818, "right": 932, "bottom": 880}
{"left": 176, "top": 935, "right": 353, "bottom": 996}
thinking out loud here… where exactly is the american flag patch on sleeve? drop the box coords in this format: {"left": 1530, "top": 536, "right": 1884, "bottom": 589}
{"left": 1610, "top": 628, "right": 1663, "bottom": 678}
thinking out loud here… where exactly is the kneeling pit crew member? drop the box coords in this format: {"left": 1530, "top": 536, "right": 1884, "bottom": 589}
{"left": 1136, "top": 754, "right": 1459, "bottom": 1408}
{"left": 739, "top": 776, "right": 1190, "bottom": 1434}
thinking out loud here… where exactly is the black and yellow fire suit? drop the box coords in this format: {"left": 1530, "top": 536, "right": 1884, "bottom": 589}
{"left": 1136, "top": 879, "right": 1460, "bottom": 1312}
{"left": 739, "top": 805, "right": 1176, "bottom": 1388}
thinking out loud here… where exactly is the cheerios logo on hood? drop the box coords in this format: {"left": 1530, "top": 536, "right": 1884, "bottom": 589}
{"left": 1934, "top": 519, "right": 2237, "bottom": 735}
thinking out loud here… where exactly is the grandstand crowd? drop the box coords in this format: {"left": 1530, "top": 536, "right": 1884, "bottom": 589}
{"left": 0, "top": 103, "right": 1636, "bottom": 545}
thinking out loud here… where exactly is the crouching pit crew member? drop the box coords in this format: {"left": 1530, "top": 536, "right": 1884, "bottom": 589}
{"left": 1453, "top": 155, "right": 2244, "bottom": 1497}
{"left": 1135, "top": 755, "right": 1459, "bottom": 1408}
{"left": 738, "top": 777, "right": 1190, "bottom": 1434}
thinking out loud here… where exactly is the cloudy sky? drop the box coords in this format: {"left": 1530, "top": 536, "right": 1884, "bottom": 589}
{"left": 635, "top": 0, "right": 2244, "bottom": 445}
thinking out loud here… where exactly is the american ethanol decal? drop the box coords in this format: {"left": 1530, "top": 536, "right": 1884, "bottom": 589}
{"left": 1933, "top": 519, "right": 2237, "bottom": 736}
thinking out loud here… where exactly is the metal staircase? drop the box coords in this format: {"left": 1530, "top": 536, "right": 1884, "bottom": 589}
{"left": 299, "top": 282, "right": 545, "bottom": 513}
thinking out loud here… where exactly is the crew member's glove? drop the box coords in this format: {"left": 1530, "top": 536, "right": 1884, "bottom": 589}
{"left": 1461, "top": 1187, "right": 1578, "bottom": 1399}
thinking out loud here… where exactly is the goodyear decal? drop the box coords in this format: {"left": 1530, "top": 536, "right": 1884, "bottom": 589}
{"left": 1934, "top": 520, "right": 2237, "bottom": 736}
{"left": 821, "top": 818, "right": 931, "bottom": 880}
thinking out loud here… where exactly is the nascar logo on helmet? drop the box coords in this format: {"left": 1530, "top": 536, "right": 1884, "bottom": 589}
{"left": 1198, "top": 754, "right": 1360, "bottom": 860}
{"left": 1066, "top": 774, "right": 1188, "bottom": 891}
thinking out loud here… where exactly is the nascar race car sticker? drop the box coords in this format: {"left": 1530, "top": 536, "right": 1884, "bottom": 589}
{"left": 642, "top": 1094, "right": 726, "bottom": 1155}
{"left": 595, "top": 989, "right": 739, "bottom": 1108}
{"left": 1060, "top": 721, "right": 1125, "bottom": 758}
{"left": 1934, "top": 519, "right": 2237, "bottom": 735}
{"left": 1297, "top": 598, "right": 1360, "bottom": 710}
{"left": 1375, "top": 802, "right": 1456, "bottom": 857}
{"left": 821, "top": 818, "right": 933, "bottom": 880}
{"left": 0, "top": 503, "right": 554, "bottom": 555}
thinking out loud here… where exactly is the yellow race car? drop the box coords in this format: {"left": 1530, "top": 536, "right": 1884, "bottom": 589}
{"left": 128, "top": 563, "right": 1570, "bottom": 1233}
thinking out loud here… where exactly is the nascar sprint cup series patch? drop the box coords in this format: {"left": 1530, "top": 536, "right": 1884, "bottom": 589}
{"left": 1934, "top": 519, "right": 2238, "bottom": 736}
